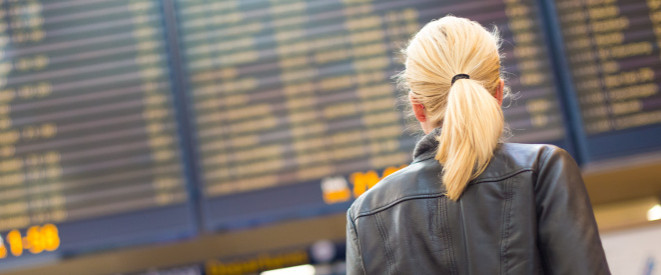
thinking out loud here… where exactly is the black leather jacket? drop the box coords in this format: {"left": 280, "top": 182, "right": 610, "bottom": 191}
{"left": 346, "top": 128, "right": 610, "bottom": 274}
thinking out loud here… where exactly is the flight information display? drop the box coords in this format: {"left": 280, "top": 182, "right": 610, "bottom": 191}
{"left": 554, "top": 0, "right": 661, "bottom": 160}
{"left": 0, "top": 0, "right": 194, "bottom": 263}
{"left": 174, "top": 0, "right": 566, "bottom": 230}
{"left": 10, "top": 0, "right": 661, "bottom": 270}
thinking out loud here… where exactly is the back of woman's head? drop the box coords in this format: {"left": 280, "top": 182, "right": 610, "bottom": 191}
{"left": 399, "top": 16, "right": 505, "bottom": 201}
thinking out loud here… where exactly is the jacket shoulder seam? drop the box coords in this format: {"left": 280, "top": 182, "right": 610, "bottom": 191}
{"left": 472, "top": 168, "right": 534, "bottom": 184}
{"left": 354, "top": 168, "right": 533, "bottom": 219}
{"left": 355, "top": 193, "right": 446, "bottom": 219}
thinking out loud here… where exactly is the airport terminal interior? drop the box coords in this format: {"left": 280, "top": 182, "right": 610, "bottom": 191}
{"left": 0, "top": 0, "right": 660, "bottom": 274}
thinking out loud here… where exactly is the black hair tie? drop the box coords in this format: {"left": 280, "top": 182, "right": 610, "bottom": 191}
{"left": 451, "top": 74, "right": 470, "bottom": 85}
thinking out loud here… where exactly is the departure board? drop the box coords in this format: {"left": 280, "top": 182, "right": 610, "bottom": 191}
{"left": 174, "top": 0, "right": 566, "bottom": 230}
{"left": 10, "top": 0, "right": 655, "bottom": 270}
{"left": 0, "top": 0, "right": 194, "bottom": 263}
{"left": 554, "top": 0, "right": 661, "bottom": 160}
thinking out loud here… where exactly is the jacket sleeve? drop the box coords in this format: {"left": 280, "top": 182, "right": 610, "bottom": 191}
{"left": 346, "top": 210, "right": 367, "bottom": 275}
{"left": 535, "top": 147, "right": 610, "bottom": 275}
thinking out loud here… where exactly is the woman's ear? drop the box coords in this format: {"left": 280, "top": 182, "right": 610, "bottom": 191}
{"left": 409, "top": 92, "right": 427, "bottom": 122}
{"left": 412, "top": 102, "right": 427, "bottom": 122}
{"left": 495, "top": 79, "right": 504, "bottom": 105}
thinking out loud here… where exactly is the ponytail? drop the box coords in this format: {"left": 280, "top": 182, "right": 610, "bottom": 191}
{"left": 398, "top": 16, "right": 505, "bottom": 201}
{"left": 436, "top": 79, "right": 504, "bottom": 200}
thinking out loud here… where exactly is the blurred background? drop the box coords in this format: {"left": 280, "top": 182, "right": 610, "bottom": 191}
{"left": 0, "top": 0, "right": 660, "bottom": 274}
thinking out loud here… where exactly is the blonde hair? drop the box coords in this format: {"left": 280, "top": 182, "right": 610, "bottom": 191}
{"left": 398, "top": 16, "right": 505, "bottom": 201}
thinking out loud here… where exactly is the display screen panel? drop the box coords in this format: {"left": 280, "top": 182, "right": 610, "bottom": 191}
{"left": 0, "top": 0, "right": 195, "bottom": 264}
{"left": 174, "top": 0, "right": 567, "bottom": 230}
{"left": 553, "top": 0, "right": 661, "bottom": 160}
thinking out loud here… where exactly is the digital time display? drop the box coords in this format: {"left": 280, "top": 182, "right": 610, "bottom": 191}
{"left": 321, "top": 164, "right": 407, "bottom": 205}
{"left": 0, "top": 224, "right": 60, "bottom": 258}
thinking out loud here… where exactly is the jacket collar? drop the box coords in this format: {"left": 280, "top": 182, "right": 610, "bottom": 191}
{"left": 411, "top": 129, "right": 529, "bottom": 183}
{"left": 412, "top": 127, "right": 442, "bottom": 163}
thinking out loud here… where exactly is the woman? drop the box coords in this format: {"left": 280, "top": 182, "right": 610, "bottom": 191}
{"left": 345, "top": 16, "right": 610, "bottom": 274}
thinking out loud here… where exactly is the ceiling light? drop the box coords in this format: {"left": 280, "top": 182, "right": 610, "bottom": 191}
{"left": 260, "top": 264, "right": 315, "bottom": 275}
{"left": 647, "top": 204, "right": 661, "bottom": 221}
